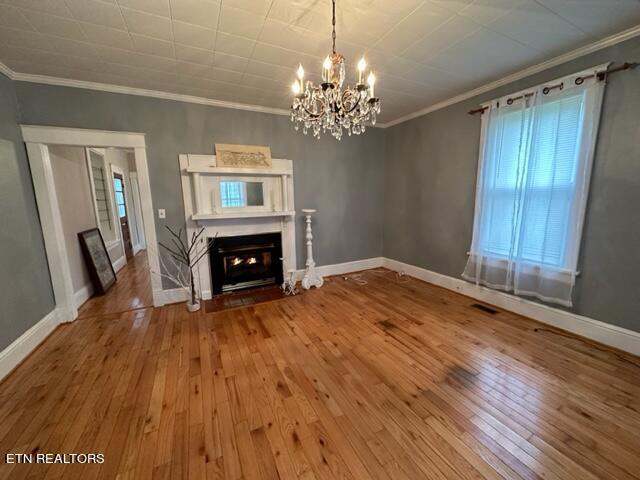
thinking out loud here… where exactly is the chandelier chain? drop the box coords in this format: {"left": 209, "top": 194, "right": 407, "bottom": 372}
{"left": 332, "top": 0, "right": 336, "bottom": 53}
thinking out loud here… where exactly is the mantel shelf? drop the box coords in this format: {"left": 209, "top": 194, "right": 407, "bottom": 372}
{"left": 186, "top": 166, "right": 292, "bottom": 176}
{"left": 192, "top": 210, "right": 296, "bottom": 221}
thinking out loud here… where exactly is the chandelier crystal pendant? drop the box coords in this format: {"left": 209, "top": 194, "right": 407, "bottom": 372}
{"left": 290, "top": 0, "right": 381, "bottom": 141}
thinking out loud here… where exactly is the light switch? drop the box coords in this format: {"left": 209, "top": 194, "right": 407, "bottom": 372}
{"left": 158, "top": 209, "right": 166, "bottom": 219}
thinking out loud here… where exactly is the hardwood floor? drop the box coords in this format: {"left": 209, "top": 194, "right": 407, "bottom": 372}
{"left": 1, "top": 269, "right": 639, "bottom": 479}
{"left": 77, "top": 250, "right": 153, "bottom": 319}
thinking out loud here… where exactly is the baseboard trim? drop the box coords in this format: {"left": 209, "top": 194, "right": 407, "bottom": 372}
{"left": 73, "top": 283, "right": 94, "bottom": 309}
{"left": 0, "top": 308, "right": 61, "bottom": 381}
{"left": 295, "top": 257, "right": 384, "bottom": 281}
{"left": 154, "top": 287, "right": 189, "bottom": 306}
{"left": 382, "top": 258, "right": 640, "bottom": 356}
{"left": 112, "top": 255, "right": 126, "bottom": 273}
{"left": 155, "top": 257, "right": 385, "bottom": 305}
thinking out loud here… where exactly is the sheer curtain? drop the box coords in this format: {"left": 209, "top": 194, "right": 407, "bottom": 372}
{"left": 462, "top": 64, "right": 608, "bottom": 306}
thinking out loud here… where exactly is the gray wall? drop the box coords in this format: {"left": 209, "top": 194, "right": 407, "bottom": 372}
{"left": 0, "top": 73, "right": 55, "bottom": 350}
{"left": 3, "top": 34, "right": 637, "bottom": 352}
{"left": 383, "top": 36, "right": 640, "bottom": 333}
{"left": 14, "top": 83, "right": 385, "bottom": 288}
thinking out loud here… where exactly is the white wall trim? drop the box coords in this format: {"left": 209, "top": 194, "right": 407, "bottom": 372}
{"left": 379, "top": 25, "right": 640, "bottom": 128}
{"left": 21, "top": 125, "right": 146, "bottom": 148}
{"left": 295, "top": 257, "right": 384, "bottom": 281}
{"left": 1, "top": 62, "right": 290, "bottom": 117}
{"left": 25, "top": 142, "right": 78, "bottom": 323}
{"left": 0, "top": 60, "right": 13, "bottom": 78}
{"left": 73, "top": 283, "right": 94, "bottom": 310}
{"left": 154, "top": 287, "right": 189, "bottom": 306}
{"left": 0, "top": 308, "right": 60, "bottom": 381}
{"left": 129, "top": 171, "right": 147, "bottom": 252}
{"left": 112, "top": 255, "right": 127, "bottom": 273}
{"left": 382, "top": 258, "right": 640, "bottom": 356}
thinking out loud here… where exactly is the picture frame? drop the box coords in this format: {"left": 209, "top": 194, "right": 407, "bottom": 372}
{"left": 78, "top": 228, "right": 117, "bottom": 295}
{"left": 215, "top": 143, "right": 272, "bottom": 169}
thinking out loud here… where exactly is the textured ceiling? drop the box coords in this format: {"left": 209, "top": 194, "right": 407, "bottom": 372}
{"left": 1, "top": 0, "right": 639, "bottom": 123}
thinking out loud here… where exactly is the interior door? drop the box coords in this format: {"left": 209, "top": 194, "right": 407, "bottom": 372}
{"left": 113, "top": 172, "right": 133, "bottom": 259}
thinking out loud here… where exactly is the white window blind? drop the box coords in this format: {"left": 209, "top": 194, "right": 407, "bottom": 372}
{"left": 463, "top": 64, "right": 608, "bottom": 306}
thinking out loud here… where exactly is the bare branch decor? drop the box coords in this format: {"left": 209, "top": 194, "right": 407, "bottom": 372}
{"left": 153, "top": 225, "right": 216, "bottom": 312}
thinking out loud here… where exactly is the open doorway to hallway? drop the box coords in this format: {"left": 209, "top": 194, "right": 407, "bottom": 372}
{"left": 48, "top": 145, "right": 153, "bottom": 318}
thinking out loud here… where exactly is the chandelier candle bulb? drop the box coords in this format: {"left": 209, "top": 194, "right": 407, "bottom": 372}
{"left": 357, "top": 57, "right": 367, "bottom": 84}
{"left": 367, "top": 72, "right": 376, "bottom": 97}
{"left": 297, "top": 64, "right": 304, "bottom": 91}
{"left": 323, "top": 56, "right": 331, "bottom": 82}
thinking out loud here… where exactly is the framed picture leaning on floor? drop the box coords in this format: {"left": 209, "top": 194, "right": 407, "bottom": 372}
{"left": 78, "top": 228, "right": 116, "bottom": 294}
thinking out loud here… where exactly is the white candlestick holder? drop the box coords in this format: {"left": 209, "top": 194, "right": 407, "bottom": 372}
{"left": 301, "top": 209, "right": 324, "bottom": 290}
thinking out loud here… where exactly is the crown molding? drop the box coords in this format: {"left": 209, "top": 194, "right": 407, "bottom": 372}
{"left": 380, "top": 24, "right": 640, "bottom": 128}
{"left": 0, "top": 62, "right": 291, "bottom": 117}
{"left": 0, "top": 61, "right": 14, "bottom": 79}
{"left": 1, "top": 24, "right": 638, "bottom": 128}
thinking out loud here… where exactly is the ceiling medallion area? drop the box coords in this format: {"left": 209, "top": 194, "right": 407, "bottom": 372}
{"left": 290, "top": 0, "right": 381, "bottom": 140}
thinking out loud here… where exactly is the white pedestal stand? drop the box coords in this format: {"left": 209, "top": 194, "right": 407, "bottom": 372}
{"left": 301, "top": 209, "right": 323, "bottom": 290}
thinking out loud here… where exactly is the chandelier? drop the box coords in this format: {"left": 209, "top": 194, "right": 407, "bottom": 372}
{"left": 290, "top": 0, "right": 381, "bottom": 140}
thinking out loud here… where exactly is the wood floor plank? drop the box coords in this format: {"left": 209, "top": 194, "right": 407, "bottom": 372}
{"left": 1, "top": 268, "right": 639, "bottom": 479}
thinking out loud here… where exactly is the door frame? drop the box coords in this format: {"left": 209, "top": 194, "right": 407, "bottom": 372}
{"left": 111, "top": 164, "right": 133, "bottom": 262}
{"left": 21, "top": 125, "right": 163, "bottom": 323}
{"left": 129, "top": 171, "right": 147, "bottom": 254}
{"left": 85, "top": 147, "right": 123, "bottom": 265}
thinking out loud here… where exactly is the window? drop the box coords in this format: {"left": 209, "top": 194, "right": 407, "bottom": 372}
{"left": 220, "top": 181, "right": 246, "bottom": 208}
{"left": 479, "top": 93, "right": 583, "bottom": 268}
{"left": 220, "top": 181, "right": 265, "bottom": 208}
{"left": 463, "top": 65, "right": 607, "bottom": 306}
{"left": 91, "top": 163, "right": 112, "bottom": 229}
{"left": 113, "top": 175, "right": 126, "bottom": 218}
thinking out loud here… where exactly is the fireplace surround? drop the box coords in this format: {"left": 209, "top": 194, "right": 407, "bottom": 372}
{"left": 179, "top": 154, "right": 296, "bottom": 301}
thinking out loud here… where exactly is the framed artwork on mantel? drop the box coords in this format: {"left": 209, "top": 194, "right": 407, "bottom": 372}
{"left": 215, "top": 144, "right": 272, "bottom": 169}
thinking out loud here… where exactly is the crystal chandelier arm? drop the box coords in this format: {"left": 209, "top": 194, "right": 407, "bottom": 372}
{"left": 340, "top": 88, "right": 367, "bottom": 115}
{"left": 297, "top": 94, "right": 328, "bottom": 119}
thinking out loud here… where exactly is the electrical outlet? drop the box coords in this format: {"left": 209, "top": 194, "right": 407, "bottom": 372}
{"left": 158, "top": 209, "right": 166, "bottom": 219}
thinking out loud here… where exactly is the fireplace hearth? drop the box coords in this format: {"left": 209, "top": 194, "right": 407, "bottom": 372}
{"left": 209, "top": 233, "right": 283, "bottom": 294}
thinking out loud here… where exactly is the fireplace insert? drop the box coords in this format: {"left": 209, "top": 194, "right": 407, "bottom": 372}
{"left": 209, "top": 233, "right": 283, "bottom": 294}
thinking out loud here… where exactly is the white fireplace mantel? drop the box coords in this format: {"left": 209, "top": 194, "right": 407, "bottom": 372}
{"left": 179, "top": 154, "right": 297, "bottom": 300}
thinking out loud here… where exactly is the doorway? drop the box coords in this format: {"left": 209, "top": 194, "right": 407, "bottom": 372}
{"left": 113, "top": 171, "right": 134, "bottom": 260}
{"left": 21, "top": 126, "right": 163, "bottom": 324}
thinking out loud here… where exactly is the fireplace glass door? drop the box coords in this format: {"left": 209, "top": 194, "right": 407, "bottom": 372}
{"left": 210, "top": 233, "right": 283, "bottom": 294}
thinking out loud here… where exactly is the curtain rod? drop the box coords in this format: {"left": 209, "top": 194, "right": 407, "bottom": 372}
{"left": 468, "top": 62, "right": 638, "bottom": 115}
